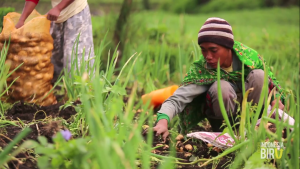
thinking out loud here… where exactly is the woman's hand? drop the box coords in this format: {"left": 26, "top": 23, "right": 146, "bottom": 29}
{"left": 153, "top": 119, "right": 169, "bottom": 142}
{"left": 15, "top": 21, "right": 24, "bottom": 29}
{"left": 46, "top": 0, "right": 74, "bottom": 21}
{"left": 271, "top": 98, "right": 284, "bottom": 110}
{"left": 46, "top": 7, "right": 61, "bottom": 21}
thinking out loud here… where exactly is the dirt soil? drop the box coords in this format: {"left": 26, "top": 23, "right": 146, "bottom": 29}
{"left": 1, "top": 85, "right": 289, "bottom": 169}
{"left": 143, "top": 123, "right": 234, "bottom": 169}
{"left": 0, "top": 99, "right": 79, "bottom": 169}
{"left": 142, "top": 120, "right": 288, "bottom": 169}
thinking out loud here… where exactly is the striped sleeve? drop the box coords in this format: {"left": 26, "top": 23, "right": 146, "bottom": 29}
{"left": 26, "top": 0, "right": 39, "bottom": 4}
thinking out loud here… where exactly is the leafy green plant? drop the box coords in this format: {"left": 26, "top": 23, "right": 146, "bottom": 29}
{"left": 0, "top": 42, "right": 23, "bottom": 118}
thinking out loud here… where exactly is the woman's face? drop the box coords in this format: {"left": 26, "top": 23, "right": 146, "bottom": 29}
{"left": 200, "top": 42, "right": 232, "bottom": 68}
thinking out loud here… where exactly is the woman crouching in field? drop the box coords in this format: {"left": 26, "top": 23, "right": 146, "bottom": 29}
{"left": 153, "top": 17, "right": 285, "bottom": 141}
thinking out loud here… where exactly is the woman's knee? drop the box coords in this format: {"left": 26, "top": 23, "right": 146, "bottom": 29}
{"left": 247, "top": 69, "right": 264, "bottom": 84}
{"left": 208, "top": 80, "right": 236, "bottom": 100}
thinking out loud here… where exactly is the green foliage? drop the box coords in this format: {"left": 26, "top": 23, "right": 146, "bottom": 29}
{"left": 26, "top": 135, "right": 91, "bottom": 169}
{"left": 0, "top": 7, "right": 14, "bottom": 31}
{"left": 243, "top": 150, "right": 276, "bottom": 169}
{"left": 159, "top": 0, "right": 299, "bottom": 14}
{"left": 160, "top": 0, "right": 199, "bottom": 14}
{"left": 198, "top": 0, "right": 264, "bottom": 13}
{"left": 0, "top": 42, "right": 23, "bottom": 118}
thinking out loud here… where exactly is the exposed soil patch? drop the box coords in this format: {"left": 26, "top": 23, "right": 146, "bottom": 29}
{"left": 1, "top": 96, "right": 79, "bottom": 169}
{"left": 6, "top": 100, "right": 80, "bottom": 121}
{"left": 0, "top": 121, "right": 65, "bottom": 169}
{"left": 7, "top": 152, "right": 37, "bottom": 169}
{"left": 142, "top": 123, "right": 234, "bottom": 169}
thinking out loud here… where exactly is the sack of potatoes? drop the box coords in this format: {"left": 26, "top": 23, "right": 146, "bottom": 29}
{"left": 0, "top": 9, "right": 56, "bottom": 106}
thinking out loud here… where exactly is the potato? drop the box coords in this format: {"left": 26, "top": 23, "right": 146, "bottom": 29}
{"left": 19, "top": 37, "right": 27, "bottom": 43}
{"left": 184, "top": 144, "right": 193, "bottom": 151}
{"left": 24, "top": 57, "right": 39, "bottom": 66}
{"left": 176, "top": 147, "right": 184, "bottom": 152}
{"left": 38, "top": 62, "right": 46, "bottom": 68}
{"left": 40, "top": 67, "right": 49, "bottom": 73}
{"left": 34, "top": 64, "right": 42, "bottom": 71}
{"left": 40, "top": 54, "right": 51, "bottom": 62}
{"left": 41, "top": 47, "right": 48, "bottom": 54}
{"left": 27, "top": 41, "right": 38, "bottom": 47}
{"left": 184, "top": 152, "right": 192, "bottom": 158}
{"left": 46, "top": 42, "right": 53, "bottom": 51}
{"left": 42, "top": 58, "right": 51, "bottom": 66}
{"left": 11, "top": 43, "right": 21, "bottom": 53}
{"left": 35, "top": 74, "right": 43, "bottom": 80}
{"left": 33, "top": 46, "right": 40, "bottom": 53}
{"left": 176, "top": 134, "right": 184, "bottom": 141}
{"left": 24, "top": 47, "right": 34, "bottom": 53}
{"left": 43, "top": 73, "right": 53, "bottom": 81}
{"left": 30, "top": 71, "right": 37, "bottom": 76}
{"left": 35, "top": 53, "right": 42, "bottom": 59}
{"left": 13, "top": 55, "right": 19, "bottom": 62}
{"left": 206, "top": 143, "right": 213, "bottom": 147}
{"left": 24, "top": 82, "right": 32, "bottom": 90}
{"left": 19, "top": 72, "right": 27, "bottom": 78}
{"left": 18, "top": 50, "right": 28, "bottom": 57}
{"left": 23, "top": 66, "right": 31, "bottom": 72}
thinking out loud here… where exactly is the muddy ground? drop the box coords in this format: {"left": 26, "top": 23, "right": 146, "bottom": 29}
{"left": 0, "top": 98, "right": 79, "bottom": 169}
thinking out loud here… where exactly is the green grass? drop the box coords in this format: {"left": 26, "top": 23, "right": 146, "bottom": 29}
{"left": 92, "top": 7, "right": 299, "bottom": 89}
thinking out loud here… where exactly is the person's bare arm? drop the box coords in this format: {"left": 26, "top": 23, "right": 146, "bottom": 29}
{"left": 47, "top": 0, "right": 75, "bottom": 21}
{"left": 15, "top": 1, "right": 37, "bottom": 29}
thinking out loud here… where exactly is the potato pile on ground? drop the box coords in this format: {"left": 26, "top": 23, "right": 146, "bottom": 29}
{"left": 0, "top": 10, "right": 56, "bottom": 106}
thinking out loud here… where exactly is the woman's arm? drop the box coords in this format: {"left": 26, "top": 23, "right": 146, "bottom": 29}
{"left": 158, "top": 84, "right": 209, "bottom": 121}
{"left": 15, "top": 1, "right": 38, "bottom": 29}
{"left": 154, "top": 84, "right": 209, "bottom": 142}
